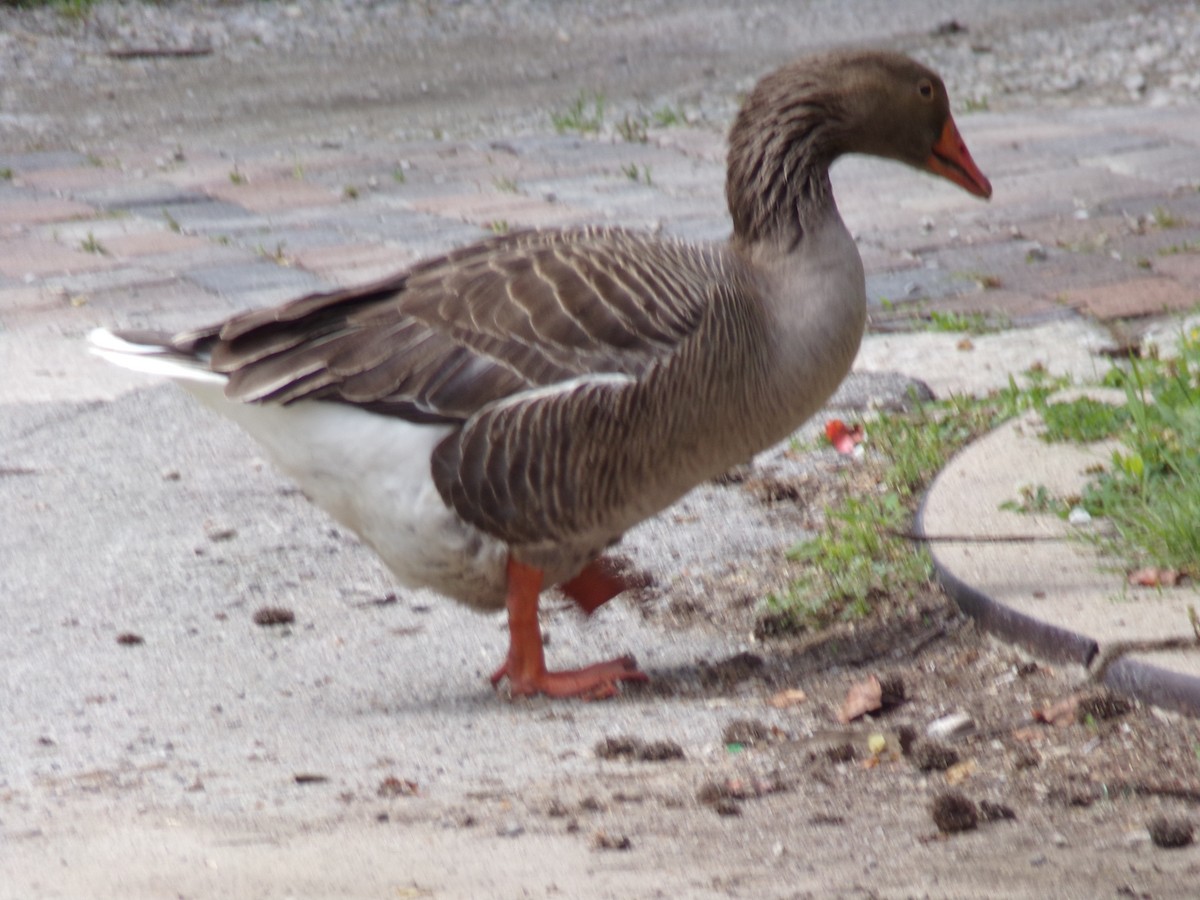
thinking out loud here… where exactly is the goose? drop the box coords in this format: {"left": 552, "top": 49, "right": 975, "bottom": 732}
{"left": 89, "top": 50, "right": 991, "bottom": 700}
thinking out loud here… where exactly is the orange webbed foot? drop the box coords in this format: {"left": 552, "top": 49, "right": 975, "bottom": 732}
{"left": 496, "top": 556, "right": 648, "bottom": 700}
{"left": 490, "top": 654, "right": 648, "bottom": 700}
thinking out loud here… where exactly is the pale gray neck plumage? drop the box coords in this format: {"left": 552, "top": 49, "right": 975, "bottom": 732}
{"left": 725, "top": 71, "right": 849, "bottom": 250}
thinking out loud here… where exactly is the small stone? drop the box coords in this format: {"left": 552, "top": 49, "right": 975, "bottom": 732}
{"left": 497, "top": 821, "right": 524, "bottom": 838}
{"left": 1068, "top": 507, "right": 1092, "bottom": 525}
{"left": 1123, "top": 72, "right": 1147, "bottom": 95}
{"left": 926, "top": 711, "right": 975, "bottom": 740}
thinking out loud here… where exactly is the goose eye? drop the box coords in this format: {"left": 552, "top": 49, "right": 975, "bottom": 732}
{"left": 917, "top": 79, "right": 934, "bottom": 101}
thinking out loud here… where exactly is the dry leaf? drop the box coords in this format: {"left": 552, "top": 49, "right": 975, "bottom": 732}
{"left": 956, "top": 337, "right": 975, "bottom": 351}
{"left": 944, "top": 759, "right": 978, "bottom": 785}
{"left": 1128, "top": 567, "right": 1183, "bottom": 587}
{"left": 768, "top": 688, "right": 808, "bottom": 709}
{"left": 838, "top": 675, "right": 883, "bottom": 724}
{"left": 1010, "top": 726, "right": 1045, "bottom": 744}
{"left": 1033, "top": 694, "right": 1080, "bottom": 727}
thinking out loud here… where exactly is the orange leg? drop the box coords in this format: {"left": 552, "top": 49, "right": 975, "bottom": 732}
{"left": 558, "top": 555, "right": 645, "bottom": 615}
{"left": 490, "top": 556, "right": 648, "bottom": 700}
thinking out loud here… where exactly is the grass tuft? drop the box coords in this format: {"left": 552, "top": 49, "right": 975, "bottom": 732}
{"left": 763, "top": 371, "right": 1064, "bottom": 633}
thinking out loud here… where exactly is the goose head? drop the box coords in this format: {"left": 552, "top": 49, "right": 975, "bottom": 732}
{"left": 726, "top": 50, "right": 991, "bottom": 247}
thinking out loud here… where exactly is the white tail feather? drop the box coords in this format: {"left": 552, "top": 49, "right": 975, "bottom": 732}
{"left": 87, "top": 328, "right": 227, "bottom": 387}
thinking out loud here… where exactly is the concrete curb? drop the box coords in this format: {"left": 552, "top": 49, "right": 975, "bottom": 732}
{"left": 920, "top": 405, "right": 1200, "bottom": 717}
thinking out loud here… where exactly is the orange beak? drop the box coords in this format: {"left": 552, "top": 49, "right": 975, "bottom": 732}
{"left": 926, "top": 116, "right": 992, "bottom": 199}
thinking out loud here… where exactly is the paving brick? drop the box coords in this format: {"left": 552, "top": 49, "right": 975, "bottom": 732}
{"left": 204, "top": 178, "right": 343, "bottom": 214}
{"left": 98, "top": 229, "right": 212, "bottom": 261}
{"left": 981, "top": 166, "right": 1161, "bottom": 223}
{"left": 291, "top": 242, "right": 417, "bottom": 286}
{"left": 1059, "top": 275, "right": 1200, "bottom": 320}
{"left": 184, "top": 260, "right": 331, "bottom": 305}
{"left": 866, "top": 266, "right": 971, "bottom": 307}
{"left": 1082, "top": 145, "right": 1200, "bottom": 190}
{"left": 18, "top": 165, "right": 126, "bottom": 194}
{"left": 0, "top": 151, "right": 89, "bottom": 173}
{"left": 0, "top": 236, "right": 118, "bottom": 279}
{"left": 40, "top": 266, "right": 170, "bottom": 304}
{"left": 1152, "top": 250, "right": 1200, "bottom": 288}
{"left": 78, "top": 182, "right": 210, "bottom": 212}
{"left": 0, "top": 196, "right": 99, "bottom": 231}
{"left": 1018, "top": 213, "right": 1135, "bottom": 251}
{"left": 904, "top": 288, "right": 1074, "bottom": 328}
{"left": 151, "top": 199, "right": 268, "bottom": 236}
{"left": 652, "top": 127, "right": 726, "bottom": 163}
{"left": 408, "top": 191, "right": 588, "bottom": 229}
{"left": 323, "top": 205, "right": 489, "bottom": 252}
{"left": 0, "top": 286, "right": 56, "bottom": 324}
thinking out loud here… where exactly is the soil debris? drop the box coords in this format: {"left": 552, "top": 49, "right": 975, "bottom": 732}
{"left": 1147, "top": 816, "right": 1194, "bottom": 849}
{"left": 377, "top": 776, "right": 419, "bottom": 798}
{"left": 979, "top": 800, "right": 1017, "bottom": 822}
{"left": 722, "top": 718, "right": 772, "bottom": 747}
{"left": 591, "top": 831, "right": 632, "bottom": 851}
{"left": 910, "top": 740, "right": 961, "bottom": 772}
{"left": 252, "top": 606, "right": 295, "bottom": 627}
{"left": 115, "top": 632, "right": 144, "bottom": 646}
{"left": 595, "top": 735, "right": 685, "bottom": 762}
{"left": 1077, "top": 690, "right": 1132, "bottom": 723}
{"left": 931, "top": 791, "right": 978, "bottom": 834}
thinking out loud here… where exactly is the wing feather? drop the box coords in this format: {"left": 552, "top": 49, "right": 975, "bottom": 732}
{"left": 190, "top": 227, "right": 729, "bottom": 423}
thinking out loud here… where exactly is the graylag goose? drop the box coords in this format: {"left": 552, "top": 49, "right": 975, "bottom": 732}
{"left": 90, "top": 50, "right": 991, "bottom": 700}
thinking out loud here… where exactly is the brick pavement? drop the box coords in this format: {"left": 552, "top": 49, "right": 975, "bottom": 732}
{"left": 3, "top": 102, "right": 1197, "bottom": 345}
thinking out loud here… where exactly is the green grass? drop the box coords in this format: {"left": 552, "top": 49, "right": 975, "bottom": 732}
{"left": 8, "top": 0, "right": 97, "bottom": 20}
{"left": 926, "top": 309, "right": 993, "bottom": 334}
{"left": 616, "top": 113, "right": 648, "bottom": 144}
{"left": 1151, "top": 206, "right": 1184, "bottom": 229}
{"left": 1039, "top": 396, "right": 1131, "bottom": 443}
{"left": 551, "top": 92, "right": 606, "bottom": 135}
{"left": 621, "top": 163, "right": 652, "bottom": 186}
{"left": 652, "top": 104, "right": 686, "bottom": 127}
{"left": 1074, "top": 330, "right": 1200, "bottom": 576}
{"left": 762, "top": 371, "right": 1064, "bottom": 633}
{"left": 79, "top": 231, "right": 106, "bottom": 255}
{"left": 995, "top": 331, "right": 1200, "bottom": 578}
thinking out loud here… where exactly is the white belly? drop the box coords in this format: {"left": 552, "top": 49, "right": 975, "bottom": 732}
{"left": 184, "top": 384, "right": 511, "bottom": 609}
